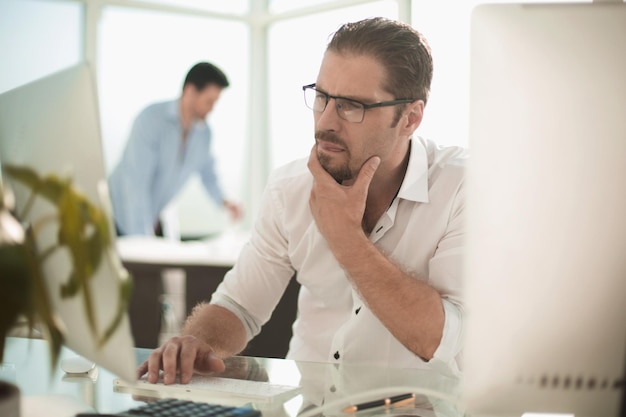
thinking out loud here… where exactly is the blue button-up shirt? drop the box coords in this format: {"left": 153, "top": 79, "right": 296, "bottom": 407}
{"left": 108, "top": 99, "right": 224, "bottom": 235}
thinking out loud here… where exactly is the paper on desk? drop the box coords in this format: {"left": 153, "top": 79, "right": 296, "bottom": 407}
{"left": 116, "top": 232, "right": 249, "bottom": 267}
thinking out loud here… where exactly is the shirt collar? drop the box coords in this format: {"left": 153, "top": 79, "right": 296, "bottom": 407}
{"left": 397, "top": 137, "right": 429, "bottom": 203}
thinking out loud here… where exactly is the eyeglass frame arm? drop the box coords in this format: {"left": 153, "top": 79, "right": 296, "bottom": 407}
{"left": 302, "top": 83, "right": 416, "bottom": 110}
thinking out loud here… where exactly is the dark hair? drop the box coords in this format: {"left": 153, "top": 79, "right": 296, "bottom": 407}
{"left": 183, "top": 62, "right": 230, "bottom": 91}
{"left": 327, "top": 17, "right": 433, "bottom": 105}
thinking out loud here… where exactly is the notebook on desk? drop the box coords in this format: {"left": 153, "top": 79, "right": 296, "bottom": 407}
{"left": 114, "top": 375, "right": 301, "bottom": 405}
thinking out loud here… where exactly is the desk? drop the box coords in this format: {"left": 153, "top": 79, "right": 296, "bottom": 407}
{"left": 1, "top": 337, "right": 464, "bottom": 417}
{"left": 117, "top": 233, "right": 300, "bottom": 358}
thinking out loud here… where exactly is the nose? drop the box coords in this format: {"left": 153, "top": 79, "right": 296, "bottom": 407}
{"left": 316, "top": 98, "right": 342, "bottom": 130}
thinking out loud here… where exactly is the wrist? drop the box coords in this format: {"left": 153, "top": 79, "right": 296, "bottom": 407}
{"left": 329, "top": 231, "right": 372, "bottom": 268}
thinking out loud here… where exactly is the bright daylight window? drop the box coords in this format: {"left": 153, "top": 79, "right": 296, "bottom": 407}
{"left": 0, "top": 0, "right": 82, "bottom": 94}
{"left": 98, "top": 6, "right": 249, "bottom": 238}
{"left": 6, "top": 0, "right": 590, "bottom": 238}
{"left": 268, "top": 1, "right": 399, "bottom": 170}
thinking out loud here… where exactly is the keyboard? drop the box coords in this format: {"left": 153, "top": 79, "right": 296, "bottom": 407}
{"left": 114, "top": 375, "right": 301, "bottom": 404}
{"left": 112, "top": 398, "right": 261, "bottom": 417}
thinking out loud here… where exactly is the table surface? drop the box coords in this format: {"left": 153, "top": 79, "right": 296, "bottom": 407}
{"left": 116, "top": 231, "right": 250, "bottom": 267}
{"left": 1, "top": 337, "right": 465, "bottom": 417}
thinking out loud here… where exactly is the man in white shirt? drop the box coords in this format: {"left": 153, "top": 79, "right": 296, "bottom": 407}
{"left": 139, "top": 17, "right": 466, "bottom": 383}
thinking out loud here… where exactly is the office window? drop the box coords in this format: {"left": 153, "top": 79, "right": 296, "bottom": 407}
{"left": 98, "top": 6, "right": 249, "bottom": 238}
{"left": 268, "top": 1, "right": 398, "bottom": 170}
{"left": 410, "top": 1, "right": 476, "bottom": 148}
{"left": 130, "top": 0, "right": 248, "bottom": 14}
{"left": 0, "top": 0, "right": 82, "bottom": 94}
{"left": 270, "top": 0, "right": 345, "bottom": 13}
{"left": 412, "top": 0, "right": 591, "bottom": 148}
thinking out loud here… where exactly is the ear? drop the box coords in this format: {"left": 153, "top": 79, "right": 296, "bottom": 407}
{"left": 182, "top": 83, "right": 199, "bottom": 98}
{"left": 399, "top": 100, "right": 425, "bottom": 137}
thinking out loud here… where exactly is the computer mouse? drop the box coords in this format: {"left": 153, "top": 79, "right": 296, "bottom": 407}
{"left": 60, "top": 356, "right": 96, "bottom": 374}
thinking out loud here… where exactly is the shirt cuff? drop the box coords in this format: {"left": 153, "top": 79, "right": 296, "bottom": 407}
{"left": 209, "top": 293, "right": 261, "bottom": 341}
{"left": 428, "top": 299, "right": 464, "bottom": 377}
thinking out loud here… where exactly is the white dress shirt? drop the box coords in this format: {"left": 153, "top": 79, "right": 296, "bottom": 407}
{"left": 211, "top": 137, "right": 467, "bottom": 376}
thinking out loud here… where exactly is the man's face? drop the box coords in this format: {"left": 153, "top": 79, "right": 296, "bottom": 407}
{"left": 192, "top": 84, "right": 223, "bottom": 119}
{"left": 313, "top": 51, "right": 410, "bottom": 184}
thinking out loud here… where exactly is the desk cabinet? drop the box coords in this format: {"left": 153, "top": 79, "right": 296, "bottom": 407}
{"left": 124, "top": 261, "right": 299, "bottom": 358}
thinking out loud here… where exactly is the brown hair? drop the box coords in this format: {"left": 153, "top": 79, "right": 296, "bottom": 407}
{"left": 327, "top": 17, "right": 433, "bottom": 106}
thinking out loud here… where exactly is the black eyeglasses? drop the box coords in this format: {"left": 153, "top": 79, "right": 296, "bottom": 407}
{"left": 302, "top": 83, "right": 416, "bottom": 123}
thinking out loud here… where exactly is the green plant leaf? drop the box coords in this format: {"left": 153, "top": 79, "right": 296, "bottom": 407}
{"left": 1, "top": 164, "right": 133, "bottom": 368}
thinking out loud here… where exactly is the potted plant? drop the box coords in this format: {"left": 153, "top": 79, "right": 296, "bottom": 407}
{"left": 0, "top": 164, "right": 133, "bottom": 416}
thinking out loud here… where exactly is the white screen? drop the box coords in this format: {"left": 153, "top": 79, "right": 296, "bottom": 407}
{"left": 0, "top": 63, "right": 137, "bottom": 382}
{"left": 464, "top": 3, "right": 626, "bottom": 417}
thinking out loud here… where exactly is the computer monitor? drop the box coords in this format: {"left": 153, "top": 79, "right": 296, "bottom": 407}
{"left": 463, "top": 3, "right": 626, "bottom": 417}
{"left": 0, "top": 63, "right": 137, "bottom": 382}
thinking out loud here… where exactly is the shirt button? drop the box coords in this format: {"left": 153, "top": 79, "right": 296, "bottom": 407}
{"left": 334, "top": 351, "right": 340, "bottom": 360}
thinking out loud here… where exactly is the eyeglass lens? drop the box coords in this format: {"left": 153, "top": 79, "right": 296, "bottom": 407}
{"left": 304, "top": 87, "right": 365, "bottom": 123}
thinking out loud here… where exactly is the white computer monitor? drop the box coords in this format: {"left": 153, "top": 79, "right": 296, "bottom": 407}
{"left": 463, "top": 3, "right": 626, "bottom": 417}
{"left": 0, "top": 63, "right": 137, "bottom": 382}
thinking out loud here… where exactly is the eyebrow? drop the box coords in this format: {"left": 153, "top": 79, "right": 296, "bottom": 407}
{"left": 314, "top": 85, "right": 372, "bottom": 104}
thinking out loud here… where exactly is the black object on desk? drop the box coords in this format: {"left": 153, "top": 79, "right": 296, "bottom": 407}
{"left": 342, "top": 393, "right": 415, "bottom": 413}
{"left": 76, "top": 398, "right": 261, "bottom": 417}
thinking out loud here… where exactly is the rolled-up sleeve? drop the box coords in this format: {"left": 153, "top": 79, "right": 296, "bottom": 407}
{"left": 209, "top": 175, "right": 296, "bottom": 341}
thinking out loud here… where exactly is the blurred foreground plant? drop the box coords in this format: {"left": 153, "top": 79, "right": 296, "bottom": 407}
{"left": 0, "top": 164, "right": 132, "bottom": 369}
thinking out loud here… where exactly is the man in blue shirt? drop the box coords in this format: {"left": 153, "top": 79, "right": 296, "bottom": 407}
{"left": 108, "top": 62, "right": 243, "bottom": 237}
